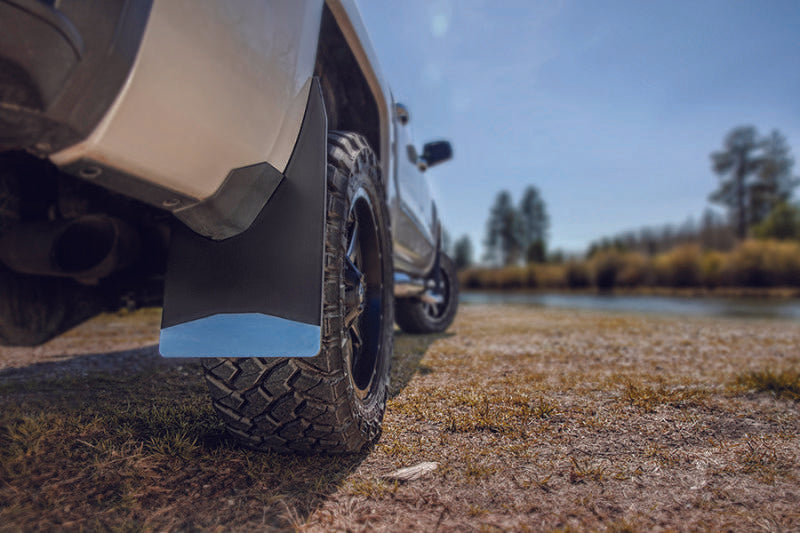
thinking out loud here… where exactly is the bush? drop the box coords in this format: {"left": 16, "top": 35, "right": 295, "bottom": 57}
{"left": 590, "top": 251, "right": 623, "bottom": 290}
{"left": 458, "top": 239, "right": 800, "bottom": 290}
{"left": 616, "top": 252, "right": 650, "bottom": 288}
{"left": 752, "top": 202, "right": 800, "bottom": 241}
{"left": 565, "top": 261, "right": 590, "bottom": 289}
{"left": 534, "top": 264, "right": 567, "bottom": 289}
{"left": 458, "top": 268, "right": 484, "bottom": 289}
{"left": 653, "top": 245, "right": 701, "bottom": 287}
{"left": 525, "top": 265, "right": 538, "bottom": 288}
{"left": 721, "top": 240, "right": 800, "bottom": 287}
{"left": 502, "top": 266, "right": 529, "bottom": 289}
{"left": 699, "top": 250, "right": 725, "bottom": 288}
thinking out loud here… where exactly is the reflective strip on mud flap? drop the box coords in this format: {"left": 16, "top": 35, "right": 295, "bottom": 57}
{"left": 159, "top": 313, "right": 320, "bottom": 358}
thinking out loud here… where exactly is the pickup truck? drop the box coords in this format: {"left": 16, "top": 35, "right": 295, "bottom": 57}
{"left": 0, "top": 0, "right": 458, "bottom": 453}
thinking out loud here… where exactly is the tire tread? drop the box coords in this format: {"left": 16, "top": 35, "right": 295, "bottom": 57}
{"left": 203, "top": 131, "right": 392, "bottom": 454}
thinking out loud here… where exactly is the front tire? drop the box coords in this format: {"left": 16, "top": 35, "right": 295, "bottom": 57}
{"left": 395, "top": 253, "right": 459, "bottom": 334}
{"left": 203, "top": 132, "right": 393, "bottom": 454}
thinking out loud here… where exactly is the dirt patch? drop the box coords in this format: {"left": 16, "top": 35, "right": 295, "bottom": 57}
{"left": 1, "top": 305, "right": 799, "bottom": 531}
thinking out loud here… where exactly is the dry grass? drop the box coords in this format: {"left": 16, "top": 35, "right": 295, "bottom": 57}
{"left": 732, "top": 368, "right": 800, "bottom": 400}
{"left": 1, "top": 305, "right": 799, "bottom": 531}
{"left": 460, "top": 238, "right": 800, "bottom": 291}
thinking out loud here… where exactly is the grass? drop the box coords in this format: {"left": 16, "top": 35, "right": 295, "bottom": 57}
{"left": 620, "top": 380, "right": 710, "bottom": 411}
{"left": 732, "top": 368, "right": 800, "bottom": 400}
{"left": 1, "top": 306, "right": 799, "bottom": 530}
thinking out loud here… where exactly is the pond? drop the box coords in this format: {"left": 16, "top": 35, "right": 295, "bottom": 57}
{"left": 460, "top": 291, "right": 800, "bottom": 321}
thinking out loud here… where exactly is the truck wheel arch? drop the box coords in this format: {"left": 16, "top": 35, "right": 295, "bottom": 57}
{"left": 315, "top": 3, "right": 384, "bottom": 171}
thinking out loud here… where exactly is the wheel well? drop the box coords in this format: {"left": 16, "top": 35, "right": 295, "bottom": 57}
{"left": 314, "top": 4, "right": 381, "bottom": 163}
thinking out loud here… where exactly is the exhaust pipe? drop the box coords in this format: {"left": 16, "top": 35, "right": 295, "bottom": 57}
{"left": 0, "top": 215, "right": 140, "bottom": 282}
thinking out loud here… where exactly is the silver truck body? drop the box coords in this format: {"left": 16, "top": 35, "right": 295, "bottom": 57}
{"left": 0, "top": 0, "right": 447, "bottom": 352}
{"left": 0, "top": 0, "right": 457, "bottom": 453}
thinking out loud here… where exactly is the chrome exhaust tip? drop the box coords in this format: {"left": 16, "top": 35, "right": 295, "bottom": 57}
{"left": 0, "top": 215, "right": 140, "bottom": 282}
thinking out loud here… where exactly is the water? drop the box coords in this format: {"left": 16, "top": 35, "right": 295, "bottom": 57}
{"left": 460, "top": 291, "right": 800, "bottom": 320}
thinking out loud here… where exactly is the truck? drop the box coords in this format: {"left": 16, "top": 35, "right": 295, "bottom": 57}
{"left": 0, "top": 0, "right": 458, "bottom": 454}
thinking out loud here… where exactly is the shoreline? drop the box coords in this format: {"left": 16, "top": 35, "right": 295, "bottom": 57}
{"left": 460, "top": 286, "right": 800, "bottom": 300}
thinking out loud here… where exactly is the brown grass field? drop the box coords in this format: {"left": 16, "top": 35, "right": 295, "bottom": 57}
{"left": 1, "top": 304, "right": 799, "bottom": 531}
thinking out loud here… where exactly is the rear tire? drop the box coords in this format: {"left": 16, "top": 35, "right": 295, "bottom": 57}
{"left": 203, "top": 132, "right": 393, "bottom": 454}
{"left": 395, "top": 253, "right": 459, "bottom": 334}
{"left": 0, "top": 164, "right": 104, "bottom": 346}
{"left": 0, "top": 266, "right": 104, "bottom": 346}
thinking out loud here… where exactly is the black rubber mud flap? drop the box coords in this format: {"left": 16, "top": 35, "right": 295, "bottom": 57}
{"left": 159, "top": 79, "right": 327, "bottom": 358}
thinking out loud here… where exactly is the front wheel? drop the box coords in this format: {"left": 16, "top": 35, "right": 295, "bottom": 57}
{"left": 395, "top": 253, "right": 459, "bottom": 334}
{"left": 203, "top": 132, "right": 393, "bottom": 454}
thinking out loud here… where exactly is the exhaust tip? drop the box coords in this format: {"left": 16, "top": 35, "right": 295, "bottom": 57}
{"left": 53, "top": 216, "right": 140, "bottom": 280}
{"left": 52, "top": 217, "right": 116, "bottom": 273}
{"left": 0, "top": 215, "right": 140, "bottom": 280}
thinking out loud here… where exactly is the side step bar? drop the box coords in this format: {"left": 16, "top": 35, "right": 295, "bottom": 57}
{"left": 394, "top": 273, "right": 443, "bottom": 304}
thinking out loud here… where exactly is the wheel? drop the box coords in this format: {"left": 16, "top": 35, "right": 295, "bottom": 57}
{"left": 395, "top": 253, "right": 459, "bottom": 334}
{"left": 203, "top": 132, "right": 394, "bottom": 454}
{"left": 0, "top": 165, "right": 104, "bottom": 346}
{"left": 0, "top": 266, "right": 105, "bottom": 346}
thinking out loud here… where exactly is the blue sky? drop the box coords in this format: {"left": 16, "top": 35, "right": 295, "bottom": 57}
{"left": 356, "top": 0, "right": 800, "bottom": 256}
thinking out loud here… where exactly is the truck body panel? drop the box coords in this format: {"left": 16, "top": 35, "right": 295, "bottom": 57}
{"left": 0, "top": 0, "right": 450, "bottom": 355}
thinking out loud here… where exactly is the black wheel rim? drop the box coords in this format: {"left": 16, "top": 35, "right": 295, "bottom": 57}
{"left": 342, "top": 189, "right": 384, "bottom": 399}
{"left": 423, "top": 266, "right": 450, "bottom": 320}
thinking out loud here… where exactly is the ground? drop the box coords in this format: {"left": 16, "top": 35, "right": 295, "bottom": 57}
{"left": 1, "top": 304, "right": 798, "bottom": 531}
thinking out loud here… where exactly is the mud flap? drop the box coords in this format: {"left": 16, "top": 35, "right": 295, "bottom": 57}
{"left": 159, "top": 79, "right": 327, "bottom": 357}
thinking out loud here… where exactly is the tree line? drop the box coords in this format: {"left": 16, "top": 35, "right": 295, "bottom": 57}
{"left": 447, "top": 125, "right": 799, "bottom": 278}
{"left": 588, "top": 126, "right": 799, "bottom": 258}
{"left": 446, "top": 186, "right": 550, "bottom": 269}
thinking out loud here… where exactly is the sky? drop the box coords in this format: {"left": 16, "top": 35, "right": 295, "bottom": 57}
{"left": 355, "top": 0, "right": 800, "bottom": 256}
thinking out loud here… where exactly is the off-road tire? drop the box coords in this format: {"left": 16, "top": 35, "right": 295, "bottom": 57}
{"left": 203, "top": 132, "right": 393, "bottom": 454}
{"left": 395, "top": 253, "right": 459, "bottom": 334}
{"left": 0, "top": 267, "right": 106, "bottom": 346}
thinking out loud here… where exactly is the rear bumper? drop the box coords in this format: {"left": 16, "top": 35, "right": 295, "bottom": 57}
{"left": 0, "top": 0, "right": 152, "bottom": 154}
{"left": 2, "top": 1, "right": 322, "bottom": 241}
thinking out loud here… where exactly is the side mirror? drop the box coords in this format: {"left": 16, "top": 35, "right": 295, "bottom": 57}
{"left": 419, "top": 140, "right": 453, "bottom": 170}
{"left": 395, "top": 103, "right": 410, "bottom": 125}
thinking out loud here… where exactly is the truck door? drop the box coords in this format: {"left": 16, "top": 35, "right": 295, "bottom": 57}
{"left": 392, "top": 103, "right": 436, "bottom": 274}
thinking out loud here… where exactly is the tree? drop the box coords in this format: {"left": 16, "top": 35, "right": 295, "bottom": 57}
{"left": 710, "top": 126, "right": 762, "bottom": 239}
{"left": 752, "top": 202, "right": 800, "bottom": 241}
{"left": 483, "top": 190, "right": 523, "bottom": 266}
{"left": 699, "top": 208, "right": 736, "bottom": 251}
{"left": 518, "top": 186, "right": 549, "bottom": 263}
{"left": 526, "top": 239, "right": 546, "bottom": 263}
{"left": 710, "top": 126, "right": 799, "bottom": 239}
{"left": 751, "top": 130, "right": 799, "bottom": 223}
{"left": 441, "top": 227, "right": 452, "bottom": 257}
{"left": 452, "top": 235, "right": 474, "bottom": 269}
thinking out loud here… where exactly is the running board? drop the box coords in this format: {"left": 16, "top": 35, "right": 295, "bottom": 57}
{"left": 394, "top": 273, "right": 443, "bottom": 304}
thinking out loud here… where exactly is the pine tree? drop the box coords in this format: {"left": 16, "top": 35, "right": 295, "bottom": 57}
{"left": 453, "top": 235, "right": 474, "bottom": 269}
{"left": 709, "top": 126, "right": 762, "bottom": 239}
{"left": 518, "top": 186, "right": 549, "bottom": 263}
{"left": 751, "top": 130, "right": 799, "bottom": 223}
{"left": 483, "top": 191, "right": 523, "bottom": 266}
{"left": 710, "top": 126, "right": 799, "bottom": 238}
